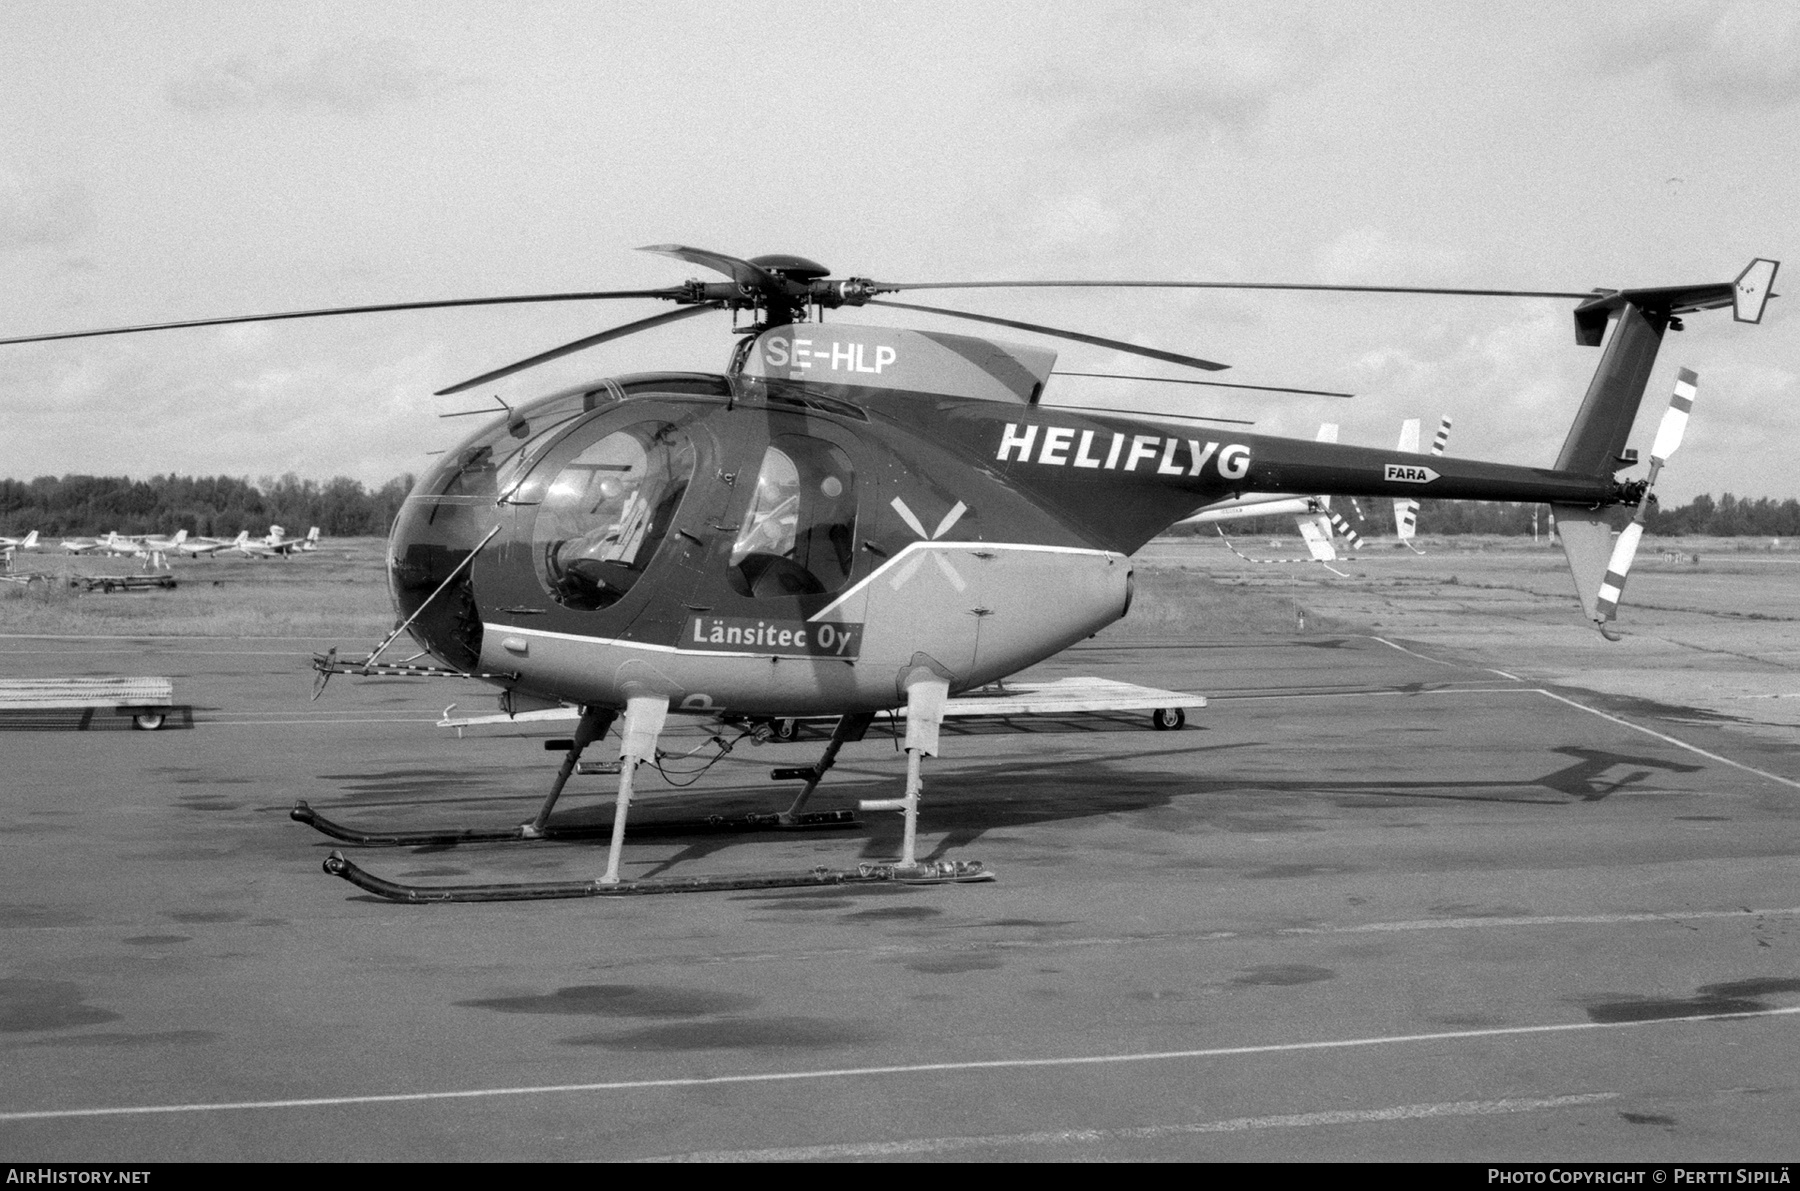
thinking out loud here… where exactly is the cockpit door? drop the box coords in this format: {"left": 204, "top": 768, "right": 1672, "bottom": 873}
{"left": 470, "top": 401, "right": 726, "bottom": 649}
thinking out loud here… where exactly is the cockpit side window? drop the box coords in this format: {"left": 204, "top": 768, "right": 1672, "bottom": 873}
{"left": 729, "top": 436, "right": 857, "bottom": 598}
{"left": 534, "top": 422, "right": 695, "bottom": 610}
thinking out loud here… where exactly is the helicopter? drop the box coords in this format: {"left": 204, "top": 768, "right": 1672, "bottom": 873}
{"left": 2, "top": 248, "right": 1778, "bottom": 902}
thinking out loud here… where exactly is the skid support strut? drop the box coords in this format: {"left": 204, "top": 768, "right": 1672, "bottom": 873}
{"left": 523, "top": 707, "right": 615, "bottom": 839}
{"left": 781, "top": 711, "right": 876, "bottom": 821}
{"left": 602, "top": 695, "right": 667, "bottom": 884}
{"left": 859, "top": 677, "right": 952, "bottom": 869}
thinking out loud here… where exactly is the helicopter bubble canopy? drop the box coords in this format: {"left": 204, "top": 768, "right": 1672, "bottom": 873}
{"left": 741, "top": 325, "right": 1056, "bottom": 405}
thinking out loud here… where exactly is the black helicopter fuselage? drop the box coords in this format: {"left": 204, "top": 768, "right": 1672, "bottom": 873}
{"left": 388, "top": 325, "right": 1623, "bottom": 720}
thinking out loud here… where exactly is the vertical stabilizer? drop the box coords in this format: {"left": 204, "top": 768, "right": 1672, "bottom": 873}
{"left": 1734, "top": 258, "right": 1779, "bottom": 323}
{"left": 1556, "top": 300, "right": 1668, "bottom": 476}
{"left": 1555, "top": 259, "right": 1776, "bottom": 477}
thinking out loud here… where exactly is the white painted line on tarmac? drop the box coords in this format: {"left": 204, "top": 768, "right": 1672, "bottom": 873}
{"left": 1280, "top": 906, "right": 1800, "bottom": 936}
{"left": 199, "top": 710, "right": 432, "bottom": 719}
{"left": 194, "top": 718, "right": 440, "bottom": 727}
{"left": 642, "top": 1091, "right": 1622, "bottom": 1161}
{"left": 2, "top": 1007, "right": 1794, "bottom": 1125}
{"left": 1367, "top": 635, "right": 1460, "bottom": 666}
{"left": 1488, "top": 668, "right": 1523, "bottom": 681}
{"left": 682, "top": 903, "right": 1800, "bottom": 970}
{"left": 0, "top": 634, "right": 347, "bottom": 642}
{"left": 1212, "top": 684, "right": 1514, "bottom": 702}
{"left": 1353, "top": 636, "right": 1799, "bottom": 789}
{"left": 0, "top": 649, "right": 320, "bottom": 656}
{"left": 1531, "top": 688, "right": 1800, "bottom": 793}
{"left": 1216, "top": 681, "right": 1800, "bottom": 793}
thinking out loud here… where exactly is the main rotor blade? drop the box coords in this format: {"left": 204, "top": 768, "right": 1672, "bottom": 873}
{"left": 434, "top": 303, "right": 722, "bottom": 396}
{"left": 638, "top": 244, "right": 782, "bottom": 291}
{"left": 1052, "top": 371, "right": 1352, "bottom": 399}
{"left": 866, "top": 299, "right": 1229, "bottom": 372}
{"left": 871, "top": 280, "right": 1598, "bottom": 300}
{"left": 1043, "top": 403, "right": 1255, "bottom": 427}
{"left": 0, "top": 288, "right": 688, "bottom": 347}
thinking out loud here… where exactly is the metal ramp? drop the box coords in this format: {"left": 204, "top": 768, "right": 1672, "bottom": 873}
{"left": 438, "top": 676, "right": 1206, "bottom": 733}
{"left": 0, "top": 677, "right": 182, "bottom": 731}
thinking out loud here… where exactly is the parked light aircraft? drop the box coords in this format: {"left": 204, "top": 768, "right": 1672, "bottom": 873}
{"left": 1394, "top": 416, "right": 1455, "bottom": 552}
{"left": 173, "top": 531, "right": 248, "bottom": 558}
{"left": 1186, "top": 415, "right": 1454, "bottom": 566}
{"left": 231, "top": 526, "right": 321, "bottom": 558}
{"left": 0, "top": 529, "right": 38, "bottom": 570}
{"left": 0, "top": 247, "right": 1777, "bottom": 902}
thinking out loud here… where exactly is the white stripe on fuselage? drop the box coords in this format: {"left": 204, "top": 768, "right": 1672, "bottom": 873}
{"left": 480, "top": 622, "right": 762, "bottom": 658}
{"left": 481, "top": 542, "right": 1117, "bottom": 651}
{"left": 806, "top": 541, "right": 1117, "bottom": 622}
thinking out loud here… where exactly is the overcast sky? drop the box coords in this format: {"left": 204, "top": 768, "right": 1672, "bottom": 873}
{"left": 1, "top": 0, "right": 1793, "bottom": 502}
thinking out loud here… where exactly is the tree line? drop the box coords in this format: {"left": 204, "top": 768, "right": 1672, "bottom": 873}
{"left": 0, "top": 473, "right": 415, "bottom": 538}
{"left": 4, "top": 474, "right": 1798, "bottom": 539}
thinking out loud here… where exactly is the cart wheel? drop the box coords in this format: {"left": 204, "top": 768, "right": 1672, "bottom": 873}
{"left": 133, "top": 711, "right": 167, "bottom": 731}
{"left": 1150, "top": 707, "right": 1185, "bottom": 731}
{"left": 770, "top": 717, "right": 801, "bottom": 742}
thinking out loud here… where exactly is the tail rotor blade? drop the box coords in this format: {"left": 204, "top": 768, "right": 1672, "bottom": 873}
{"left": 1649, "top": 368, "right": 1697, "bottom": 462}
{"left": 1594, "top": 523, "right": 1645, "bottom": 623}
{"left": 1586, "top": 370, "right": 1698, "bottom": 634}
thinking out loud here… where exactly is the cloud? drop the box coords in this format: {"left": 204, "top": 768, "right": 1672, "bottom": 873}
{"left": 1583, "top": 1, "right": 1800, "bottom": 111}
{"left": 166, "top": 39, "right": 463, "bottom": 116}
{"left": 1023, "top": 17, "right": 1323, "bottom": 147}
{"left": 0, "top": 168, "right": 96, "bottom": 251}
{"left": 0, "top": 327, "right": 453, "bottom": 486}
{"left": 1315, "top": 227, "right": 1467, "bottom": 286}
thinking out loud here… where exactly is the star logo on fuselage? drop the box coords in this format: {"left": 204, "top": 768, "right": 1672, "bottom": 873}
{"left": 887, "top": 496, "right": 968, "bottom": 592}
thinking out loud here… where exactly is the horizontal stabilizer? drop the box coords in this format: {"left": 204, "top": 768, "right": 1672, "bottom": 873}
{"left": 1572, "top": 257, "right": 1781, "bottom": 345}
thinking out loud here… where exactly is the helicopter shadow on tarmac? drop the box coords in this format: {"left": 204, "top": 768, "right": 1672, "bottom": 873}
{"left": 302, "top": 730, "right": 1707, "bottom": 886}
{"left": 885, "top": 741, "right": 1708, "bottom": 866}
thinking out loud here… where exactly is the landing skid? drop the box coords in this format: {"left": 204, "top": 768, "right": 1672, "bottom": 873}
{"left": 290, "top": 799, "right": 858, "bottom": 847}
{"left": 305, "top": 695, "right": 988, "bottom": 902}
{"left": 322, "top": 849, "right": 991, "bottom": 902}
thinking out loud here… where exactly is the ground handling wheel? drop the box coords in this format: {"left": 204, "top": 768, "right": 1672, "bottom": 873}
{"left": 132, "top": 711, "right": 167, "bottom": 731}
{"left": 768, "top": 717, "right": 802, "bottom": 742}
{"left": 1150, "top": 707, "right": 1185, "bottom": 731}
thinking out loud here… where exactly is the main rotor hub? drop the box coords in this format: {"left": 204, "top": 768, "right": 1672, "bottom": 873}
{"left": 747, "top": 254, "right": 831, "bottom": 283}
